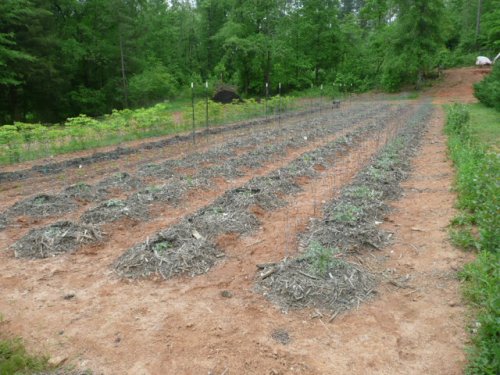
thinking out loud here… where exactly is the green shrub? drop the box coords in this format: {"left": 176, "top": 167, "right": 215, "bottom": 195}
{"left": 474, "top": 64, "right": 500, "bottom": 111}
{"left": 0, "top": 125, "right": 23, "bottom": 163}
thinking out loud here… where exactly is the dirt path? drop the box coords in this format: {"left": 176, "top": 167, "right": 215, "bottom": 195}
{"left": 0, "top": 68, "right": 483, "bottom": 374}
{"left": 426, "top": 66, "right": 487, "bottom": 104}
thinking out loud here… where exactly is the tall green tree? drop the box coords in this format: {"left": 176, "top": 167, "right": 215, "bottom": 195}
{"left": 382, "top": 0, "right": 445, "bottom": 90}
{"left": 0, "top": 0, "right": 51, "bottom": 121}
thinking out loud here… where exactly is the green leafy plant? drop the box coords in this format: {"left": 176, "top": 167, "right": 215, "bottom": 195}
{"left": 332, "top": 202, "right": 363, "bottom": 224}
{"left": 449, "top": 228, "right": 478, "bottom": 251}
{"left": 302, "top": 242, "right": 345, "bottom": 277}
{"left": 459, "top": 251, "right": 500, "bottom": 375}
{"left": 345, "top": 186, "right": 382, "bottom": 200}
{"left": 152, "top": 241, "right": 174, "bottom": 254}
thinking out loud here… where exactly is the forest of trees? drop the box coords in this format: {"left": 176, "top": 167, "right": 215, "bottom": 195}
{"left": 1, "top": 0, "right": 499, "bottom": 124}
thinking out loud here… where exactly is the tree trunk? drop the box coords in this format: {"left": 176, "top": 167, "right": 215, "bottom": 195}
{"left": 475, "top": 0, "right": 482, "bottom": 45}
{"left": 9, "top": 86, "right": 21, "bottom": 122}
{"left": 119, "top": 33, "right": 129, "bottom": 108}
{"left": 265, "top": 50, "right": 271, "bottom": 90}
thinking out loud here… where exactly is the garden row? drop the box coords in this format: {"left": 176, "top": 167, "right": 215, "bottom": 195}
{"left": 10, "top": 105, "right": 406, "bottom": 260}
{"left": 112, "top": 105, "right": 421, "bottom": 280}
{"left": 1, "top": 103, "right": 400, "bottom": 234}
{"left": 256, "top": 103, "right": 432, "bottom": 314}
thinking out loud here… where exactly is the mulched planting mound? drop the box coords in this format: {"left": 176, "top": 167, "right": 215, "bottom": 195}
{"left": 304, "top": 186, "right": 390, "bottom": 252}
{"left": 189, "top": 206, "right": 261, "bottom": 238}
{"left": 63, "top": 183, "right": 107, "bottom": 202}
{"left": 232, "top": 144, "right": 288, "bottom": 169}
{"left": 181, "top": 147, "right": 237, "bottom": 167}
{"left": 129, "top": 181, "right": 189, "bottom": 206}
{"left": 255, "top": 103, "right": 433, "bottom": 313}
{"left": 12, "top": 221, "right": 103, "bottom": 259}
{"left": 96, "top": 172, "right": 143, "bottom": 192}
{"left": 114, "top": 222, "right": 223, "bottom": 279}
{"left": 195, "top": 163, "right": 245, "bottom": 180}
{"left": 6, "top": 194, "right": 77, "bottom": 219}
{"left": 80, "top": 198, "right": 149, "bottom": 224}
{"left": 0, "top": 214, "right": 8, "bottom": 230}
{"left": 256, "top": 258, "right": 377, "bottom": 313}
{"left": 137, "top": 161, "right": 176, "bottom": 179}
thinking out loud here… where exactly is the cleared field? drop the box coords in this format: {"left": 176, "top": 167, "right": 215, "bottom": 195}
{"left": 0, "top": 98, "right": 464, "bottom": 374}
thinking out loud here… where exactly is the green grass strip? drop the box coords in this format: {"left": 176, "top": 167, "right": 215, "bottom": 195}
{"left": 445, "top": 103, "right": 500, "bottom": 375}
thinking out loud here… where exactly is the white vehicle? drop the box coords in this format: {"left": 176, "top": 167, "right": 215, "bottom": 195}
{"left": 476, "top": 56, "right": 492, "bottom": 66}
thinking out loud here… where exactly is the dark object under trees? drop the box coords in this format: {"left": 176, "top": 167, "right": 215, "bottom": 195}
{"left": 212, "top": 85, "right": 241, "bottom": 104}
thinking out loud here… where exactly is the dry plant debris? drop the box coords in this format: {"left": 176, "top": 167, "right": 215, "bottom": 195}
{"left": 114, "top": 222, "right": 222, "bottom": 279}
{"left": 12, "top": 221, "right": 103, "bottom": 259}
{"left": 63, "top": 183, "right": 107, "bottom": 202}
{"left": 6, "top": 194, "right": 77, "bottom": 219}
{"left": 80, "top": 198, "right": 149, "bottom": 224}
{"left": 96, "top": 172, "right": 143, "bottom": 192}
{"left": 113, "top": 106, "right": 405, "bottom": 280}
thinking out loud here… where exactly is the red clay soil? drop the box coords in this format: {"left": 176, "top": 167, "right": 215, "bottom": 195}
{"left": 0, "top": 68, "right": 481, "bottom": 374}
{"left": 425, "top": 66, "right": 488, "bottom": 104}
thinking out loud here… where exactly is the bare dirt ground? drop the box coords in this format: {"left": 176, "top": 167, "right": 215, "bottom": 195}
{"left": 0, "top": 67, "right": 483, "bottom": 374}
{"left": 427, "top": 67, "right": 488, "bottom": 104}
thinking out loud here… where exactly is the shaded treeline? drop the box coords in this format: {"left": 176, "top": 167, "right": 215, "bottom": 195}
{"left": 0, "top": 0, "right": 498, "bottom": 123}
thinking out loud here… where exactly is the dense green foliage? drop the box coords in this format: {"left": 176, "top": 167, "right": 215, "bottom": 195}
{"left": 474, "top": 64, "right": 500, "bottom": 111}
{"left": 0, "top": 0, "right": 497, "bottom": 124}
{"left": 445, "top": 104, "right": 500, "bottom": 375}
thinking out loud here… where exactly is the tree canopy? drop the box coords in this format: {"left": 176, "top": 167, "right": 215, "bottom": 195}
{"left": 0, "top": 0, "right": 497, "bottom": 124}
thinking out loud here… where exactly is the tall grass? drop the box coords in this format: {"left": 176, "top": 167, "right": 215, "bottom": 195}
{"left": 445, "top": 104, "right": 500, "bottom": 375}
